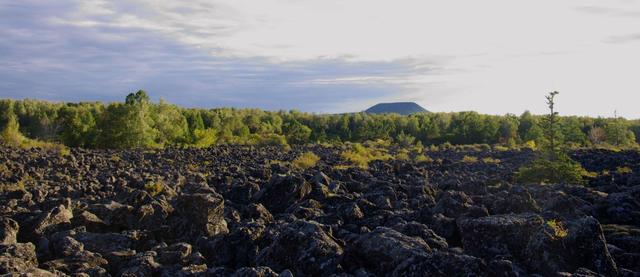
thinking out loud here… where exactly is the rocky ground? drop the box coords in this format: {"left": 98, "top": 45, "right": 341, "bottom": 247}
{"left": 0, "top": 145, "right": 639, "bottom": 276}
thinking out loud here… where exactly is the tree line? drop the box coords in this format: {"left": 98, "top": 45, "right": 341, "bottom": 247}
{"left": 0, "top": 90, "right": 638, "bottom": 149}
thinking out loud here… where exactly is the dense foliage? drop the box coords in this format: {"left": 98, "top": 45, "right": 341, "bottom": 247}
{"left": 1, "top": 90, "right": 638, "bottom": 149}
{"left": 516, "top": 92, "right": 588, "bottom": 184}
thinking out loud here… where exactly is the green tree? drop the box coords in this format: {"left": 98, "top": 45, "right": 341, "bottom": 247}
{"left": 58, "top": 104, "right": 99, "bottom": 147}
{"left": 604, "top": 116, "right": 636, "bottom": 147}
{"left": 98, "top": 91, "right": 157, "bottom": 148}
{"left": 516, "top": 92, "right": 586, "bottom": 184}
{"left": 561, "top": 116, "right": 587, "bottom": 147}
{"left": 0, "top": 101, "right": 26, "bottom": 146}
{"left": 152, "top": 99, "right": 188, "bottom": 146}
{"left": 284, "top": 120, "right": 312, "bottom": 144}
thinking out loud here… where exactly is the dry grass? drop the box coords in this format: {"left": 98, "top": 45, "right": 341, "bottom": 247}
{"left": 292, "top": 151, "right": 320, "bottom": 170}
{"left": 546, "top": 220, "right": 568, "bottom": 239}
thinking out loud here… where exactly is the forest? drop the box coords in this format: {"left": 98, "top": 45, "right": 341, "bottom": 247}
{"left": 0, "top": 90, "right": 638, "bottom": 150}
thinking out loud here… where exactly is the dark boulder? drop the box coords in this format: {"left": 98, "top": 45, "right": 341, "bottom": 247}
{"left": 391, "top": 251, "right": 487, "bottom": 277}
{"left": 254, "top": 174, "right": 312, "bottom": 214}
{"left": 348, "top": 227, "right": 431, "bottom": 274}
{"left": 256, "top": 220, "right": 343, "bottom": 276}
{"left": 0, "top": 243, "right": 38, "bottom": 274}
{"left": 0, "top": 217, "right": 19, "bottom": 245}
{"left": 458, "top": 213, "right": 544, "bottom": 261}
{"left": 525, "top": 216, "right": 618, "bottom": 276}
{"left": 176, "top": 192, "right": 228, "bottom": 237}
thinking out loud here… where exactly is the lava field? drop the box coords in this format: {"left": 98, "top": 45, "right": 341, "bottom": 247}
{"left": 1, "top": 146, "right": 639, "bottom": 276}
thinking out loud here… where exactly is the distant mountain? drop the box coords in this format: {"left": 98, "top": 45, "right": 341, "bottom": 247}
{"left": 365, "top": 102, "right": 428, "bottom": 115}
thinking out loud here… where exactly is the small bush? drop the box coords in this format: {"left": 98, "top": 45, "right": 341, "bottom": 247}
{"left": 493, "top": 145, "right": 510, "bottom": 152}
{"left": 0, "top": 163, "right": 10, "bottom": 177}
{"left": 616, "top": 166, "right": 633, "bottom": 174}
{"left": 414, "top": 154, "right": 433, "bottom": 163}
{"left": 292, "top": 151, "right": 320, "bottom": 170}
{"left": 341, "top": 143, "right": 392, "bottom": 169}
{"left": 515, "top": 157, "right": 586, "bottom": 185}
{"left": 482, "top": 157, "right": 501, "bottom": 164}
{"left": 546, "top": 220, "right": 568, "bottom": 239}
{"left": 462, "top": 155, "right": 479, "bottom": 163}
{"left": 144, "top": 181, "right": 164, "bottom": 196}
{"left": 523, "top": 140, "right": 537, "bottom": 150}
{"left": 395, "top": 152, "right": 409, "bottom": 161}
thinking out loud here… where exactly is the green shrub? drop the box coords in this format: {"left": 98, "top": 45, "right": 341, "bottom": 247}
{"left": 340, "top": 143, "right": 392, "bottom": 169}
{"left": 144, "top": 181, "right": 164, "bottom": 196}
{"left": 414, "top": 154, "right": 433, "bottom": 163}
{"left": 546, "top": 220, "right": 568, "bottom": 239}
{"left": 515, "top": 157, "right": 586, "bottom": 185}
{"left": 462, "top": 155, "right": 479, "bottom": 163}
{"left": 493, "top": 145, "right": 510, "bottom": 152}
{"left": 616, "top": 166, "right": 633, "bottom": 174}
{"left": 292, "top": 151, "right": 320, "bottom": 170}
{"left": 516, "top": 92, "right": 587, "bottom": 185}
{"left": 395, "top": 151, "right": 410, "bottom": 161}
{"left": 482, "top": 157, "right": 501, "bottom": 164}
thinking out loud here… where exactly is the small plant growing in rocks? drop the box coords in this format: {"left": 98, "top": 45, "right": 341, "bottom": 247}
{"left": 292, "top": 151, "right": 320, "bottom": 170}
{"left": 144, "top": 181, "right": 164, "bottom": 196}
{"left": 482, "top": 157, "right": 501, "bottom": 164}
{"left": 462, "top": 155, "right": 479, "bottom": 163}
{"left": 546, "top": 219, "right": 568, "bottom": 239}
{"left": 395, "top": 150, "right": 410, "bottom": 161}
{"left": 414, "top": 154, "right": 433, "bottom": 163}
{"left": 340, "top": 143, "right": 392, "bottom": 169}
{"left": 616, "top": 166, "right": 633, "bottom": 174}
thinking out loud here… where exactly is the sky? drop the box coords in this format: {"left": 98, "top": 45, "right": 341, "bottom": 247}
{"left": 1, "top": 0, "right": 640, "bottom": 118}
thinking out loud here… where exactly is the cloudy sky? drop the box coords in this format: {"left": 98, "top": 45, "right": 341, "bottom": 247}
{"left": 1, "top": 1, "right": 639, "bottom": 117}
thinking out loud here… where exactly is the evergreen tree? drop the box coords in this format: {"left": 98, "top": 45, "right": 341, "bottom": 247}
{"left": 516, "top": 92, "right": 586, "bottom": 184}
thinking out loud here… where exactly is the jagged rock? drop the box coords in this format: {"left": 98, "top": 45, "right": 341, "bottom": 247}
{"left": 421, "top": 213, "right": 459, "bottom": 245}
{"left": 176, "top": 192, "right": 228, "bottom": 237}
{"left": 254, "top": 174, "right": 312, "bottom": 214}
{"left": 0, "top": 217, "right": 19, "bottom": 245}
{"left": 30, "top": 205, "right": 73, "bottom": 238}
{"left": 88, "top": 201, "right": 134, "bottom": 229}
{"left": 73, "top": 232, "right": 135, "bottom": 255}
{"left": 542, "top": 194, "right": 595, "bottom": 220}
{"left": 157, "top": 242, "right": 192, "bottom": 265}
{"left": 257, "top": 220, "right": 343, "bottom": 276}
{"left": 120, "top": 251, "right": 161, "bottom": 277}
{"left": 391, "top": 251, "right": 487, "bottom": 277}
{"left": 1, "top": 145, "right": 639, "bottom": 276}
{"left": 432, "top": 190, "right": 486, "bottom": 218}
{"left": 338, "top": 202, "right": 364, "bottom": 222}
{"left": 131, "top": 197, "right": 174, "bottom": 231}
{"left": 458, "top": 213, "right": 544, "bottom": 261}
{"left": 1, "top": 268, "right": 59, "bottom": 276}
{"left": 600, "top": 186, "right": 640, "bottom": 225}
{"left": 244, "top": 203, "right": 274, "bottom": 223}
{"left": 103, "top": 249, "right": 137, "bottom": 274}
{"left": 483, "top": 186, "right": 540, "bottom": 214}
{"left": 72, "top": 210, "right": 109, "bottom": 232}
{"left": 202, "top": 221, "right": 266, "bottom": 268}
{"left": 392, "top": 221, "right": 449, "bottom": 250}
{"left": 525, "top": 216, "right": 618, "bottom": 276}
{"left": 348, "top": 227, "right": 431, "bottom": 274}
{"left": 0, "top": 243, "right": 38, "bottom": 274}
{"left": 231, "top": 266, "right": 279, "bottom": 277}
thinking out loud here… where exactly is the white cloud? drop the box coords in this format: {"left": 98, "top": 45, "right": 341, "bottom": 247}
{"left": 3, "top": 0, "right": 640, "bottom": 117}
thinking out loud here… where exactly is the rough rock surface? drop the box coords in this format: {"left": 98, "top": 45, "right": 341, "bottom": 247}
{"left": 0, "top": 145, "right": 639, "bottom": 275}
